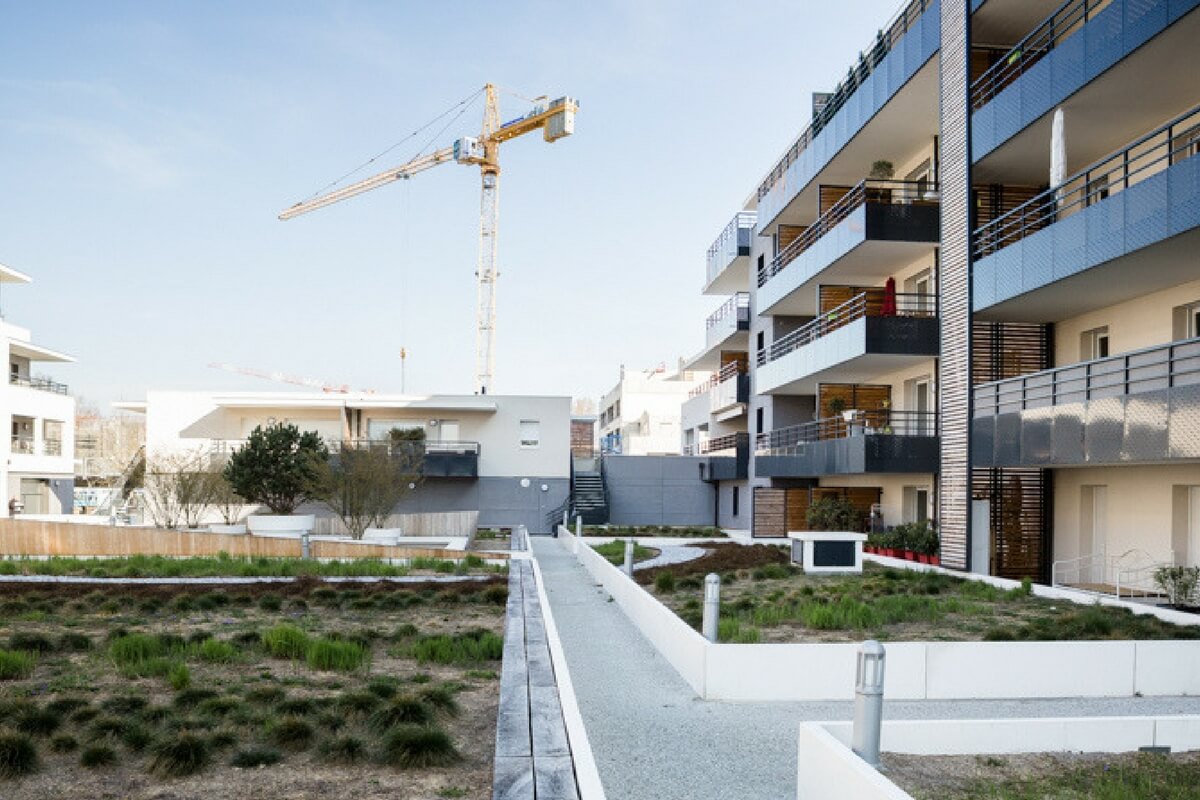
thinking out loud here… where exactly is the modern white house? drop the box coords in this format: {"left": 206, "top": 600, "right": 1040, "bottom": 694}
{"left": 598, "top": 365, "right": 709, "bottom": 456}
{"left": 0, "top": 263, "right": 76, "bottom": 516}
{"left": 122, "top": 390, "right": 571, "bottom": 533}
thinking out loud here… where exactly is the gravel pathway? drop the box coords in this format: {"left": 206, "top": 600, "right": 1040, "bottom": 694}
{"left": 531, "top": 537, "right": 1200, "bottom": 800}
{"left": 632, "top": 545, "right": 706, "bottom": 571}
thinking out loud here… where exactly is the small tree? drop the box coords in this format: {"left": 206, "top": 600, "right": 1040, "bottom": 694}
{"left": 143, "top": 449, "right": 212, "bottom": 529}
{"left": 1155, "top": 566, "right": 1200, "bottom": 608}
{"left": 223, "top": 423, "right": 328, "bottom": 516}
{"left": 806, "top": 496, "right": 864, "bottom": 532}
{"left": 316, "top": 442, "right": 422, "bottom": 538}
{"left": 210, "top": 472, "right": 246, "bottom": 525}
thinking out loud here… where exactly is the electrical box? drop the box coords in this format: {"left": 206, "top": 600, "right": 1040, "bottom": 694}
{"left": 454, "top": 137, "right": 484, "bottom": 163}
{"left": 543, "top": 97, "right": 577, "bottom": 143}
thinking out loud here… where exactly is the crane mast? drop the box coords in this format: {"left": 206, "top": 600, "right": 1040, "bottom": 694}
{"left": 279, "top": 83, "right": 578, "bottom": 396}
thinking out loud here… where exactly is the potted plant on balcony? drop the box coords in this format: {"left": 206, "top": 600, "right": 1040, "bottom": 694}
{"left": 826, "top": 396, "right": 847, "bottom": 420}
{"left": 867, "top": 160, "right": 895, "bottom": 203}
{"left": 224, "top": 423, "right": 328, "bottom": 536}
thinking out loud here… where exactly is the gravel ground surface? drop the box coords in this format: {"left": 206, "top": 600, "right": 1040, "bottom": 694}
{"left": 532, "top": 537, "right": 1200, "bottom": 800}
{"left": 631, "top": 545, "right": 706, "bottom": 572}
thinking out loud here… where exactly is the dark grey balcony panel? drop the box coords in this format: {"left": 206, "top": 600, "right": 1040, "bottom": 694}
{"left": 971, "top": 414, "right": 997, "bottom": 465}
{"left": 423, "top": 451, "right": 480, "bottom": 478}
{"left": 863, "top": 315, "right": 940, "bottom": 356}
{"left": 1019, "top": 410, "right": 1054, "bottom": 466}
{"left": 1049, "top": 404, "right": 1087, "bottom": 466}
{"left": 703, "top": 456, "right": 743, "bottom": 482}
{"left": 864, "top": 202, "right": 940, "bottom": 243}
{"left": 993, "top": 413, "right": 1023, "bottom": 465}
{"left": 755, "top": 434, "right": 939, "bottom": 478}
{"left": 1084, "top": 396, "right": 1125, "bottom": 464}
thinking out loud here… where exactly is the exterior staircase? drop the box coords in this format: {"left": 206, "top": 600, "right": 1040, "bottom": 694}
{"left": 572, "top": 470, "right": 609, "bottom": 525}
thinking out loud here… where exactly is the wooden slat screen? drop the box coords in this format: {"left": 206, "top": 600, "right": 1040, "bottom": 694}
{"left": 819, "top": 285, "right": 887, "bottom": 317}
{"left": 971, "top": 467, "right": 1051, "bottom": 582}
{"left": 971, "top": 184, "right": 1048, "bottom": 230}
{"left": 785, "top": 488, "right": 811, "bottom": 531}
{"left": 819, "top": 185, "right": 853, "bottom": 215}
{"left": 752, "top": 487, "right": 787, "bottom": 538}
{"left": 817, "top": 384, "right": 892, "bottom": 439}
{"left": 778, "top": 225, "right": 806, "bottom": 254}
{"left": 971, "top": 322, "right": 1052, "bottom": 385}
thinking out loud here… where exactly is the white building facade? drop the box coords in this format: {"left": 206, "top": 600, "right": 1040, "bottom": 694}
{"left": 598, "top": 366, "right": 709, "bottom": 456}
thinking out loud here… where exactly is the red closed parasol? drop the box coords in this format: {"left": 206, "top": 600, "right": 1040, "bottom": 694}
{"left": 881, "top": 276, "right": 897, "bottom": 316}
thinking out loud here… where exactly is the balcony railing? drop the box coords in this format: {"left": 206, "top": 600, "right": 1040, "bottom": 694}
{"left": 971, "top": 0, "right": 1113, "bottom": 111}
{"left": 757, "top": 290, "right": 937, "bottom": 366}
{"left": 706, "top": 292, "right": 751, "bottom": 331}
{"left": 208, "top": 438, "right": 481, "bottom": 456}
{"left": 758, "top": 180, "right": 939, "bottom": 287}
{"left": 10, "top": 374, "right": 69, "bottom": 395}
{"left": 706, "top": 212, "right": 756, "bottom": 283}
{"left": 973, "top": 103, "right": 1200, "bottom": 259}
{"left": 689, "top": 360, "right": 747, "bottom": 398}
{"left": 10, "top": 435, "right": 63, "bottom": 456}
{"left": 698, "top": 433, "right": 745, "bottom": 455}
{"left": 973, "top": 336, "right": 1200, "bottom": 416}
{"left": 755, "top": 0, "right": 933, "bottom": 203}
{"left": 756, "top": 410, "right": 938, "bottom": 454}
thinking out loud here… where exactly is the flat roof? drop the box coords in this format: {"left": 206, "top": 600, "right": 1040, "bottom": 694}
{"left": 10, "top": 339, "right": 74, "bottom": 363}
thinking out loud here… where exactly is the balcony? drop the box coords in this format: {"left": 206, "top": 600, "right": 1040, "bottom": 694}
{"left": 689, "top": 361, "right": 750, "bottom": 418}
{"left": 209, "top": 439, "right": 481, "bottom": 478}
{"left": 756, "top": 290, "right": 939, "bottom": 395}
{"left": 755, "top": 0, "right": 940, "bottom": 231}
{"left": 972, "top": 0, "right": 1200, "bottom": 165}
{"left": 972, "top": 336, "right": 1200, "bottom": 467}
{"left": 704, "top": 212, "right": 756, "bottom": 295}
{"left": 757, "top": 180, "right": 939, "bottom": 316}
{"left": 755, "top": 411, "right": 939, "bottom": 478}
{"left": 11, "top": 435, "right": 62, "bottom": 457}
{"left": 973, "top": 104, "right": 1200, "bottom": 318}
{"left": 697, "top": 432, "right": 750, "bottom": 482}
{"left": 9, "top": 374, "right": 68, "bottom": 395}
{"left": 687, "top": 294, "right": 751, "bottom": 371}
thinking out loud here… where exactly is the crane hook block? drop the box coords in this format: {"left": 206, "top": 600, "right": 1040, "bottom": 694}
{"left": 454, "top": 137, "right": 485, "bottom": 164}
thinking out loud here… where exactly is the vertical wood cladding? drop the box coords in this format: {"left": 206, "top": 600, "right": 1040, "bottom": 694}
{"left": 972, "top": 468, "right": 1052, "bottom": 582}
{"left": 971, "top": 322, "right": 1052, "bottom": 384}
{"left": 939, "top": 0, "right": 972, "bottom": 570}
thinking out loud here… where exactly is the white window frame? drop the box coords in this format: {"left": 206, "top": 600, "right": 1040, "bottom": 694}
{"left": 519, "top": 419, "right": 540, "bottom": 449}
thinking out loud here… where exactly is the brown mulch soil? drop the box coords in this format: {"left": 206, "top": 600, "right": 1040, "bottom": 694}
{"left": 635, "top": 542, "right": 787, "bottom": 584}
{"left": 0, "top": 580, "right": 505, "bottom": 799}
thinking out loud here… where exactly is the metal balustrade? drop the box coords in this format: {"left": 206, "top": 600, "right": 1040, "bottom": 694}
{"left": 973, "top": 336, "right": 1200, "bottom": 416}
{"left": 971, "top": 0, "right": 1114, "bottom": 111}
{"left": 706, "top": 212, "right": 757, "bottom": 283}
{"left": 208, "top": 438, "right": 482, "bottom": 456}
{"left": 756, "top": 410, "right": 938, "bottom": 454}
{"left": 688, "top": 360, "right": 747, "bottom": 398}
{"left": 10, "top": 435, "right": 64, "bottom": 456}
{"left": 758, "top": 180, "right": 940, "bottom": 287}
{"left": 705, "top": 292, "right": 750, "bottom": 330}
{"left": 10, "top": 374, "right": 69, "bottom": 395}
{"left": 755, "top": 0, "right": 932, "bottom": 203}
{"left": 973, "top": 103, "right": 1200, "bottom": 259}
{"left": 756, "top": 290, "right": 938, "bottom": 366}
{"left": 698, "top": 432, "right": 747, "bottom": 455}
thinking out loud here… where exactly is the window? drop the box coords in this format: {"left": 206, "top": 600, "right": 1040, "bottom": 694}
{"left": 755, "top": 407, "right": 764, "bottom": 436}
{"left": 732, "top": 486, "right": 740, "bottom": 517}
{"left": 1081, "top": 326, "right": 1109, "bottom": 361}
{"left": 1174, "top": 300, "right": 1200, "bottom": 339}
{"left": 519, "top": 420, "right": 540, "bottom": 448}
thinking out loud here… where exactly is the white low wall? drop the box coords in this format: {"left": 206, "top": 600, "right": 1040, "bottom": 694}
{"left": 556, "top": 528, "right": 1200, "bottom": 702}
{"left": 559, "top": 527, "right": 708, "bottom": 695}
{"left": 796, "top": 724, "right": 912, "bottom": 800}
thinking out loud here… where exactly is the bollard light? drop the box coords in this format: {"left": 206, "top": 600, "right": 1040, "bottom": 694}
{"left": 575, "top": 515, "right": 582, "bottom": 537}
{"left": 852, "top": 640, "right": 886, "bottom": 768}
{"left": 301, "top": 532, "right": 312, "bottom": 561}
{"left": 623, "top": 538, "right": 635, "bottom": 577}
{"left": 702, "top": 573, "right": 721, "bottom": 642}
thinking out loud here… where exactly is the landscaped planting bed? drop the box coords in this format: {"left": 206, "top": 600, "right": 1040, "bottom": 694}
{"left": 0, "top": 575, "right": 506, "bottom": 798}
{"left": 590, "top": 541, "right": 660, "bottom": 567}
{"left": 884, "top": 750, "right": 1200, "bottom": 800}
{"left": 582, "top": 525, "right": 725, "bottom": 538}
{"left": 0, "top": 553, "right": 505, "bottom": 579}
{"left": 638, "top": 544, "right": 1199, "bottom": 644}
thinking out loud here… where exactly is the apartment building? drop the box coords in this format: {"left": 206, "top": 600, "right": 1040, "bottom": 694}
{"left": 128, "top": 390, "right": 570, "bottom": 533}
{"left": 0, "top": 263, "right": 76, "bottom": 515}
{"left": 696, "top": 0, "right": 1200, "bottom": 585}
{"left": 598, "top": 365, "right": 708, "bottom": 456}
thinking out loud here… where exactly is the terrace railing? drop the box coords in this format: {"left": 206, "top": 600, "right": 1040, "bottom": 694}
{"left": 973, "top": 103, "right": 1200, "bottom": 259}
{"left": 759, "top": 180, "right": 939, "bottom": 287}
{"left": 757, "top": 290, "right": 937, "bottom": 366}
{"left": 706, "top": 212, "right": 757, "bottom": 283}
{"left": 706, "top": 292, "right": 751, "bottom": 331}
{"left": 688, "top": 360, "right": 747, "bottom": 398}
{"left": 697, "top": 432, "right": 746, "bottom": 455}
{"left": 755, "top": 0, "right": 933, "bottom": 202}
{"left": 971, "top": 0, "right": 1114, "bottom": 111}
{"left": 973, "top": 336, "right": 1200, "bottom": 416}
{"left": 10, "top": 374, "right": 69, "bottom": 395}
{"left": 756, "top": 410, "right": 938, "bottom": 454}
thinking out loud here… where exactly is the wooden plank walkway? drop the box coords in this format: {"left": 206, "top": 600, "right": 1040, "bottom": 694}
{"left": 493, "top": 559, "right": 580, "bottom": 800}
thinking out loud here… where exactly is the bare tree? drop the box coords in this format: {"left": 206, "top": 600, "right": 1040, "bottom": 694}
{"left": 210, "top": 472, "right": 247, "bottom": 525}
{"left": 143, "top": 449, "right": 218, "bottom": 529}
{"left": 316, "top": 442, "right": 422, "bottom": 539}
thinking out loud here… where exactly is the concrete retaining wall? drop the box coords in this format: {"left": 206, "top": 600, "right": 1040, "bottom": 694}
{"left": 558, "top": 528, "right": 1200, "bottom": 701}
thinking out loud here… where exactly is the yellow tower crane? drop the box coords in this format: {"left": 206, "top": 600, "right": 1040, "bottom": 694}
{"left": 278, "top": 84, "right": 578, "bottom": 395}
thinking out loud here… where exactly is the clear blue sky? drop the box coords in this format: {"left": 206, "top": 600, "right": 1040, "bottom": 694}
{"left": 0, "top": 0, "right": 900, "bottom": 410}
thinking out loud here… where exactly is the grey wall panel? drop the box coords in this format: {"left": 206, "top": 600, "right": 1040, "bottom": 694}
{"left": 478, "top": 477, "right": 569, "bottom": 534}
{"left": 604, "top": 455, "right": 715, "bottom": 526}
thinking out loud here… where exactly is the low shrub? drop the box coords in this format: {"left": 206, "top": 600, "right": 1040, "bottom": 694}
{"left": 261, "top": 625, "right": 309, "bottom": 660}
{"left": 379, "top": 724, "right": 461, "bottom": 768}
{"left": 231, "top": 747, "right": 281, "bottom": 768}
{"left": 150, "top": 733, "right": 209, "bottom": 777}
{"left": 17, "top": 708, "right": 62, "bottom": 736}
{"left": 174, "top": 688, "right": 219, "bottom": 709}
{"left": 305, "top": 638, "right": 369, "bottom": 672}
{"left": 268, "top": 717, "right": 314, "bottom": 750}
{"left": 319, "top": 734, "right": 365, "bottom": 764}
{"left": 121, "top": 724, "right": 153, "bottom": 752}
{"left": 277, "top": 697, "right": 316, "bottom": 716}
{"left": 197, "top": 696, "right": 240, "bottom": 717}
{"left": 654, "top": 572, "right": 676, "bottom": 593}
{"left": 245, "top": 686, "right": 285, "bottom": 705}
{"left": 168, "top": 662, "right": 191, "bottom": 691}
{"left": 57, "top": 632, "right": 92, "bottom": 652}
{"left": 209, "top": 727, "right": 238, "bottom": 749}
{"left": 258, "top": 594, "right": 283, "bottom": 612}
{"left": 46, "top": 697, "right": 88, "bottom": 716}
{"left": 9, "top": 632, "right": 55, "bottom": 653}
{"left": 0, "top": 730, "right": 38, "bottom": 777}
{"left": 367, "top": 676, "right": 400, "bottom": 698}
{"left": 49, "top": 734, "right": 78, "bottom": 752}
{"left": 0, "top": 649, "right": 37, "bottom": 680}
{"left": 370, "top": 696, "right": 433, "bottom": 731}
{"left": 407, "top": 630, "right": 503, "bottom": 665}
{"left": 101, "top": 695, "right": 148, "bottom": 716}
{"left": 79, "top": 744, "right": 118, "bottom": 768}
{"left": 195, "top": 639, "right": 238, "bottom": 664}
{"left": 419, "top": 686, "right": 461, "bottom": 718}
{"left": 335, "top": 691, "right": 380, "bottom": 714}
